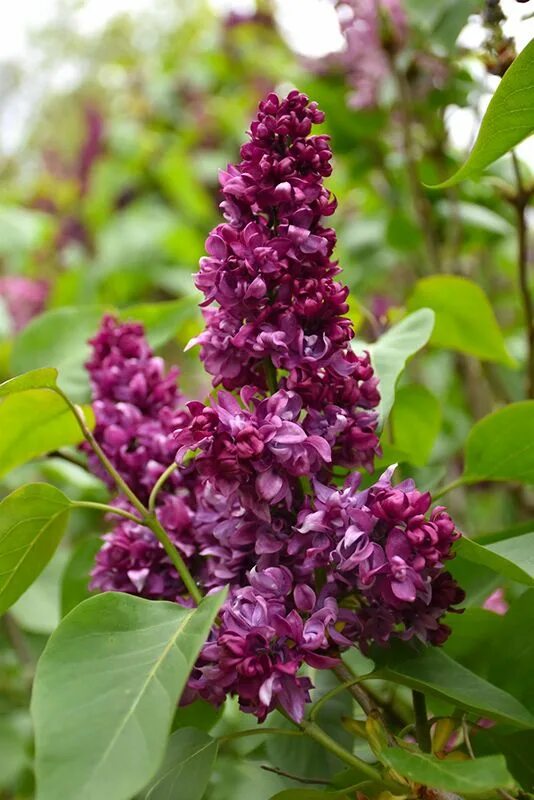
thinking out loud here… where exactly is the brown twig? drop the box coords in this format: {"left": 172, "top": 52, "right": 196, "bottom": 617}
{"left": 260, "top": 765, "right": 330, "bottom": 786}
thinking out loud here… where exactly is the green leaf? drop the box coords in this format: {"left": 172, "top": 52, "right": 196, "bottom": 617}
{"left": 489, "top": 589, "right": 534, "bottom": 714}
{"left": 372, "top": 640, "right": 534, "bottom": 729}
{"left": 407, "top": 275, "right": 513, "bottom": 365}
{"left": 390, "top": 385, "right": 441, "bottom": 466}
{"left": 443, "top": 608, "right": 504, "bottom": 679}
{"left": 359, "top": 309, "right": 435, "bottom": 423}
{"left": 60, "top": 536, "right": 101, "bottom": 616}
{"left": 0, "top": 387, "right": 93, "bottom": 478}
{"left": 432, "top": 39, "right": 534, "bottom": 187}
{"left": 457, "top": 532, "right": 534, "bottom": 587}
{"left": 381, "top": 748, "right": 514, "bottom": 794}
{"left": 0, "top": 367, "right": 59, "bottom": 397}
{"left": 11, "top": 306, "right": 107, "bottom": 402}
{"left": 172, "top": 698, "right": 223, "bottom": 733}
{"left": 122, "top": 297, "right": 202, "bottom": 350}
{"left": 143, "top": 728, "right": 217, "bottom": 800}
{"left": 33, "top": 589, "right": 227, "bottom": 800}
{"left": 463, "top": 401, "right": 534, "bottom": 484}
{"left": 0, "top": 484, "right": 71, "bottom": 614}
{"left": 476, "top": 729, "right": 534, "bottom": 793}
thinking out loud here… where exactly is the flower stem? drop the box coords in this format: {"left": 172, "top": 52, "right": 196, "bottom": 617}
{"left": 412, "top": 691, "right": 431, "bottom": 753}
{"left": 147, "top": 514, "right": 202, "bottom": 604}
{"left": 511, "top": 151, "right": 534, "bottom": 399}
{"left": 432, "top": 476, "right": 467, "bottom": 501}
{"left": 59, "top": 390, "right": 202, "bottom": 605}
{"left": 219, "top": 727, "right": 303, "bottom": 744}
{"left": 148, "top": 462, "right": 178, "bottom": 512}
{"left": 300, "top": 719, "right": 383, "bottom": 782}
{"left": 71, "top": 501, "right": 144, "bottom": 525}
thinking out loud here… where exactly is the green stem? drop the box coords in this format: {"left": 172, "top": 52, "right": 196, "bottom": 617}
{"left": 219, "top": 727, "right": 303, "bottom": 744}
{"left": 148, "top": 463, "right": 178, "bottom": 512}
{"left": 71, "top": 501, "right": 143, "bottom": 525}
{"left": 300, "top": 720, "right": 383, "bottom": 782}
{"left": 310, "top": 674, "right": 367, "bottom": 722}
{"left": 60, "top": 391, "right": 202, "bottom": 605}
{"left": 412, "top": 691, "right": 431, "bottom": 753}
{"left": 333, "top": 663, "right": 377, "bottom": 716}
{"left": 432, "top": 476, "right": 467, "bottom": 501}
{"left": 511, "top": 151, "right": 534, "bottom": 399}
{"left": 148, "top": 514, "right": 202, "bottom": 604}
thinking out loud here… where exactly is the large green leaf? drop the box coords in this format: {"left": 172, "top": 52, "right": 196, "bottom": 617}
{"left": 372, "top": 641, "right": 534, "bottom": 729}
{"left": 381, "top": 748, "right": 514, "bottom": 794}
{"left": 433, "top": 39, "right": 534, "bottom": 187}
{"left": 389, "top": 385, "right": 441, "bottom": 466}
{"left": 11, "top": 306, "right": 107, "bottom": 402}
{"left": 33, "top": 589, "right": 227, "bottom": 800}
{"left": 358, "top": 309, "right": 435, "bottom": 423}
{"left": 143, "top": 728, "right": 217, "bottom": 800}
{"left": 476, "top": 728, "right": 534, "bottom": 793}
{"left": 0, "top": 367, "right": 59, "bottom": 397}
{"left": 0, "top": 484, "right": 71, "bottom": 614}
{"left": 457, "top": 532, "right": 534, "bottom": 587}
{"left": 463, "top": 401, "right": 534, "bottom": 485}
{"left": 489, "top": 590, "right": 534, "bottom": 714}
{"left": 407, "top": 276, "right": 513, "bottom": 365}
{"left": 0, "top": 387, "right": 93, "bottom": 478}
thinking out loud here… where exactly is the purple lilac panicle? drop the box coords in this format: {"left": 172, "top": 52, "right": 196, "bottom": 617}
{"left": 0, "top": 276, "right": 48, "bottom": 333}
{"left": 86, "top": 92, "right": 464, "bottom": 724}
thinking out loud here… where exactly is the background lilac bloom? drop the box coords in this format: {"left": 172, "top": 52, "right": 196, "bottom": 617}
{"left": 0, "top": 276, "right": 49, "bottom": 333}
{"left": 334, "top": 0, "right": 408, "bottom": 109}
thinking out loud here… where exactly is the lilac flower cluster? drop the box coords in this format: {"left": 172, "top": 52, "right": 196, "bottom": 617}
{"left": 334, "top": 0, "right": 408, "bottom": 109}
{"left": 0, "top": 276, "right": 48, "bottom": 333}
{"left": 85, "top": 316, "right": 196, "bottom": 600}
{"left": 86, "top": 91, "right": 464, "bottom": 724}
{"left": 191, "top": 89, "right": 380, "bottom": 472}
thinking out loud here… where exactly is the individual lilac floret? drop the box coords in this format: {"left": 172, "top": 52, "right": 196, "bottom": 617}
{"left": 335, "top": 0, "right": 408, "bottom": 109}
{"left": 84, "top": 315, "right": 184, "bottom": 502}
{"left": 174, "top": 388, "right": 331, "bottom": 519}
{"left": 189, "top": 567, "right": 338, "bottom": 722}
{"left": 0, "top": 276, "right": 49, "bottom": 333}
{"left": 297, "top": 467, "right": 464, "bottom": 647}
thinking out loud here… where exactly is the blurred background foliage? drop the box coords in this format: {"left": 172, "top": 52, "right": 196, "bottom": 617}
{"left": 0, "top": 1, "right": 532, "bottom": 797}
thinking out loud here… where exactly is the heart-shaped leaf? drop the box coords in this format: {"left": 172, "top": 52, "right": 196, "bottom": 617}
{"left": 0, "top": 484, "right": 71, "bottom": 614}
{"left": 431, "top": 39, "right": 534, "bottom": 187}
{"left": 358, "top": 308, "right": 435, "bottom": 424}
{"left": 407, "top": 275, "right": 513, "bottom": 366}
{"left": 382, "top": 748, "right": 514, "bottom": 794}
{"left": 33, "top": 589, "right": 227, "bottom": 800}
{"left": 457, "top": 533, "right": 534, "bottom": 587}
{"left": 143, "top": 728, "right": 217, "bottom": 800}
{"left": 372, "top": 641, "right": 534, "bottom": 729}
